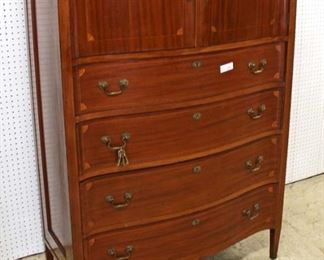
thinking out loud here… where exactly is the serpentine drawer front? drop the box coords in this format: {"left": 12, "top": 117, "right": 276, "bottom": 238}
{"left": 78, "top": 90, "right": 281, "bottom": 177}
{"left": 84, "top": 185, "right": 277, "bottom": 260}
{"left": 29, "top": 0, "right": 296, "bottom": 259}
{"left": 81, "top": 137, "right": 280, "bottom": 236}
{"left": 75, "top": 43, "right": 285, "bottom": 116}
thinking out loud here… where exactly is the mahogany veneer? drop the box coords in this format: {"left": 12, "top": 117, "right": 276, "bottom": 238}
{"left": 79, "top": 89, "right": 282, "bottom": 177}
{"left": 81, "top": 137, "right": 280, "bottom": 236}
{"left": 27, "top": 0, "right": 296, "bottom": 259}
{"left": 85, "top": 185, "right": 277, "bottom": 260}
{"left": 75, "top": 43, "right": 285, "bottom": 116}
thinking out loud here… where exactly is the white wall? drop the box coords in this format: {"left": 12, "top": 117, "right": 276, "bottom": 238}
{"left": 286, "top": 0, "right": 324, "bottom": 183}
{"left": 0, "top": 0, "right": 43, "bottom": 259}
{"left": 0, "top": 0, "right": 323, "bottom": 259}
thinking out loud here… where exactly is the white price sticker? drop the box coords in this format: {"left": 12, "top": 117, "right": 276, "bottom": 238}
{"left": 220, "top": 62, "right": 234, "bottom": 74}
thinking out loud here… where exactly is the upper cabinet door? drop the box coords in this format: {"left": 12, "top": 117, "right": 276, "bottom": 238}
{"left": 73, "top": 0, "right": 196, "bottom": 57}
{"left": 197, "top": 0, "right": 288, "bottom": 46}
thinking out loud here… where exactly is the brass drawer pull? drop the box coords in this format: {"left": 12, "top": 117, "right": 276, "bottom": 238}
{"left": 98, "top": 79, "right": 128, "bottom": 97}
{"left": 101, "top": 133, "right": 131, "bottom": 167}
{"left": 246, "top": 155, "right": 264, "bottom": 173}
{"left": 106, "top": 192, "right": 133, "bottom": 209}
{"left": 248, "top": 59, "right": 267, "bottom": 74}
{"left": 247, "top": 104, "right": 266, "bottom": 120}
{"left": 108, "top": 245, "right": 134, "bottom": 260}
{"left": 242, "top": 203, "right": 261, "bottom": 221}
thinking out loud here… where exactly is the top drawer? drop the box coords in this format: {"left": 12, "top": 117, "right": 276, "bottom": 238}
{"left": 75, "top": 43, "right": 285, "bottom": 116}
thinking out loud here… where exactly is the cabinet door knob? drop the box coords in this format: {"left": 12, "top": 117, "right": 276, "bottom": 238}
{"left": 246, "top": 155, "right": 264, "bottom": 173}
{"left": 247, "top": 104, "right": 266, "bottom": 120}
{"left": 248, "top": 59, "right": 267, "bottom": 74}
{"left": 105, "top": 192, "right": 133, "bottom": 209}
{"left": 108, "top": 245, "right": 134, "bottom": 260}
{"left": 101, "top": 133, "right": 131, "bottom": 167}
{"left": 98, "top": 79, "right": 128, "bottom": 96}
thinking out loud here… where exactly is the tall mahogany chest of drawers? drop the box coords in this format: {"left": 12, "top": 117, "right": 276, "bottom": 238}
{"left": 27, "top": 0, "right": 296, "bottom": 259}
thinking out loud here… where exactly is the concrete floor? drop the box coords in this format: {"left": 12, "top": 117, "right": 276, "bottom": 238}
{"left": 22, "top": 174, "right": 324, "bottom": 260}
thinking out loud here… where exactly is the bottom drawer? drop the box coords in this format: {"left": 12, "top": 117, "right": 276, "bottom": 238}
{"left": 84, "top": 185, "right": 277, "bottom": 260}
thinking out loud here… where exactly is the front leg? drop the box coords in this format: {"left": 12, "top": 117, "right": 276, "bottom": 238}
{"left": 270, "top": 228, "right": 281, "bottom": 259}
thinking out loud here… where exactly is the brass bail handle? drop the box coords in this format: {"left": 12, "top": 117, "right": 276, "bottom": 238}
{"left": 247, "top": 104, "right": 266, "bottom": 120}
{"left": 105, "top": 192, "right": 133, "bottom": 209}
{"left": 98, "top": 79, "right": 129, "bottom": 97}
{"left": 101, "top": 133, "right": 131, "bottom": 167}
{"left": 242, "top": 203, "right": 261, "bottom": 221}
{"left": 108, "top": 245, "right": 134, "bottom": 260}
{"left": 246, "top": 155, "right": 264, "bottom": 173}
{"left": 248, "top": 59, "right": 267, "bottom": 75}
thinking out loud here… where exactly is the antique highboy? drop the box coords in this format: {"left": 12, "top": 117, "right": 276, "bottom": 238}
{"left": 27, "top": 0, "right": 296, "bottom": 259}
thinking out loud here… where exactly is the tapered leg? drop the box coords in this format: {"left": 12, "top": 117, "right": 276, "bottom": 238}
{"left": 45, "top": 245, "right": 54, "bottom": 260}
{"left": 270, "top": 228, "right": 281, "bottom": 259}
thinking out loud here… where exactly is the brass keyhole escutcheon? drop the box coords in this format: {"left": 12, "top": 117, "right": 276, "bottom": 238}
{"left": 192, "top": 60, "right": 203, "bottom": 69}
{"left": 193, "top": 112, "right": 202, "bottom": 121}
{"left": 193, "top": 165, "right": 202, "bottom": 174}
{"left": 192, "top": 219, "right": 201, "bottom": 227}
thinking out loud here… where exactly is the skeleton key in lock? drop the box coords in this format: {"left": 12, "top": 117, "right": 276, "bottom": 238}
{"left": 117, "top": 147, "right": 129, "bottom": 167}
